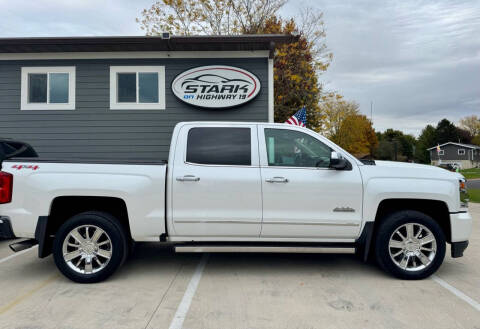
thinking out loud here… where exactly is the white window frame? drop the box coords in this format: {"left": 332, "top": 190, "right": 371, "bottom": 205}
{"left": 110, "top": 66, "right": 165, "bottom": 110}
{"left": 438, "top": 150, "right": 444, "bottom": 155}
{"left": 458, "top": 149, "right": 465, "bottom": 155}
{"left": 21, "top": 67, "right": 76, "bottom": 110}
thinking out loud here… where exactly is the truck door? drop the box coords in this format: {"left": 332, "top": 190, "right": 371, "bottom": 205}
{"left": 171, "top": 124, "right": 262, "bottom": 237}
{"left": 258, "top": 125, "right": 363, "bottom": 239}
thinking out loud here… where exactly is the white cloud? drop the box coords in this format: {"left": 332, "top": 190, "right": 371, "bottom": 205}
{"left": 0, "top": 0, "right": 479, "bottom": 135}
{"left": 280, "top": 0, "right": 480, "bottom": 135}
{"left": 0, "top": 0, "right": 153, "bottom": 37}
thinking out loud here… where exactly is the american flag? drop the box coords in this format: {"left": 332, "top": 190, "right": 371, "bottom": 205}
{"left": 285, "top": 107, "right": 307, "bottom": 127}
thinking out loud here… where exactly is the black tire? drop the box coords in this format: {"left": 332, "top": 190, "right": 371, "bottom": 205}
{"left": 53, "top": 211, "right": 128, "bottom": 283}
{"left": 374, "top": 210, "right": 446, "bottom": 280}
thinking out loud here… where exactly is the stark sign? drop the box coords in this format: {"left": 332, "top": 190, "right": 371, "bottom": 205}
{"left": 172, "top": 66, "right": 261, "bottom": 109}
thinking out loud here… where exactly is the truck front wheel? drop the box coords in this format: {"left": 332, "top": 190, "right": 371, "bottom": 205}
{"left": 53, "top": 211, "right": 128, "bottom": 283}
{"left": 375, "top": 210, "right": 446, "bottom": 280}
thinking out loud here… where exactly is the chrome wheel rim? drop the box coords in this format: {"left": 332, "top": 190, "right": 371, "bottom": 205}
{"left": 388, "top": 223, "right": 437, "bottom": 272}
{"left": 62, "top": 225, "right": 113, "bottom": 274}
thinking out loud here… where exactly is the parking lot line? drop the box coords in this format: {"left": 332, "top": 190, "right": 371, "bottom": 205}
{"left": 432, "top": 275, "right": 480, "bottom": 311}
{"left": 0, "top": 245, "right": 37, "bottom": 265}
{"left": 168, "top": 254, "right": 209, "bottom": 329}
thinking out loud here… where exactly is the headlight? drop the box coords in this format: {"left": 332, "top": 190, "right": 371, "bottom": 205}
{"left": 459, "top": 179, "right": 469, "bottom": 208}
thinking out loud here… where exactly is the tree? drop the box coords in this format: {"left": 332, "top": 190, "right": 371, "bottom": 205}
{"left": 376, "top": 140, "right": 395, "bottom": 160}
{"left": 137, "top": 0, "right": 332, "bottom": 129}
{"left": 332, "top": 114, "right": 378, "bottom": 158}
{"left": 456, "top": 127, "right": 472, "bottom": 144}
{"left": 435, "top": 119, "right": 459, "bottom": 144}
{"left": 472, "top": 135, "right": 480, "bottom": 146}
{"left": 319, "top": 92, "right": 359, "bottom": 138}
{"left": 415, "top": 124, "right": 436, "bottom": 163}
{"left": 260, "top": 17, "right": 326, "bottom": 129}
{"left": 375, "top": 129, "right": 416, "bottom": 161}
{"left": 402, "top": 134, "right": 417, "bottom": 159}
{"left": 459, "top": 115, "right": 480, "bottom": 138}
{"left": 137, "top": 0, "right": 287, "bottom": 35}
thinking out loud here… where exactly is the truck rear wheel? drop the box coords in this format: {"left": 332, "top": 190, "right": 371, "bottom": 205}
{"left": 375, "top": 210, "right": 446, "bottom": 280}
{"left": 53, "top": 211, "right": 128, "bottom": 283}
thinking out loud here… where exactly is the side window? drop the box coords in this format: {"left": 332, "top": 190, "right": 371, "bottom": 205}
{"left": 187, "top": 127, "right": 251, "bottom": 165}
{"left": 264, "top": 128, "right": 332, "bottom": 168}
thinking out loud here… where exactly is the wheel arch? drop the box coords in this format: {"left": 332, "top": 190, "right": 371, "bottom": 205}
{"left": 36, "top": 196, "right": 132, "bottom": 258}
{"left": 360, "top": 198, "right": 451, "bottom": 261}
{"left": 373, "top": 198, "right": 451, "bottom": 242}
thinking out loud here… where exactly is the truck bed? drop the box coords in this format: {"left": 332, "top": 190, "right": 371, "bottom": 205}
{"left": 1, "top": 159, "right": 168, "bottom": 242}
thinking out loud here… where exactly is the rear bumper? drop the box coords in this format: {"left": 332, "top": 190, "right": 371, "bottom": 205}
{"left": 0, "top": 216, "right": 16, "bottom": 239}
{"left": 450, "top": 211, "right": 472, "bottom": 242}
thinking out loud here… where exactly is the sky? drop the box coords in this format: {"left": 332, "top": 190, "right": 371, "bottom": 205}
{"left": 0, "top": 0, "right": 479, "bottom": 135}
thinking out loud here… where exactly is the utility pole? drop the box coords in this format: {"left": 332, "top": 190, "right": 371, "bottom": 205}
{"left": 394, "top": 140, "right": 398, "bottom": 161}
{"left": 370, "top": 101, "right": 373, "bottom": 122}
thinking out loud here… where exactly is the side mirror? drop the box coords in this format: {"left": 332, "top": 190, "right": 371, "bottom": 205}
{"left": 329, "top": 151, "right": 349, "bottom": 170}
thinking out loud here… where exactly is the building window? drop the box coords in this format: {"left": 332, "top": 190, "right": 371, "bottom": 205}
{"left": 438, "top": 150, "right": 444, "bottom": 155}
{"left": 21, "top": 67, "right": 75, "bottom": 110}
{"left": 110, "top": 66, "right": 165, "bottom": 110}
{"left": 458, "top": 149, "right": 465, "bottom": 155}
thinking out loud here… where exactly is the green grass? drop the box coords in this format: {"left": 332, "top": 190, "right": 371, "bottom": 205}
{"left": 469, "top": 189, "right": 480, "bottom": 203}
{"left": 460, "top": 168, "right": 480, "bottom": 180}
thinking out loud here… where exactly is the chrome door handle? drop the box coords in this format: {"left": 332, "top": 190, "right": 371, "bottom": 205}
{"left": 266, "top": 177, "right": 289, "bottom": 183}
{"left": 176, "top": 175, "right": 200, "bottom": 182}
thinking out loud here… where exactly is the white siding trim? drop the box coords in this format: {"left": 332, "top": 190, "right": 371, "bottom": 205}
{"left": 109, "top": 66, "right": 166, "bottom": 110}
{"left": 20, "top": 66, "right": 76, "bottom": 111}
{"left": 0, "top": 50, "right": 270, "bottom": 61}
{"left": 268, "top": 58, "right": 274, "bottom": 122}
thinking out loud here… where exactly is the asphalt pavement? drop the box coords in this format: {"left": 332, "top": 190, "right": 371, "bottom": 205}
{"left": 467, "top": 179, "right": 480, "bottom": 190}
{"left": 0, "top": 205, "right": 479, "bottom": 329}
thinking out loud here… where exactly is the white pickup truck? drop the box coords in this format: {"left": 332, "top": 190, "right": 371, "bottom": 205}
{"left": 0, "top": 122, "right": 472, "bottom": 283}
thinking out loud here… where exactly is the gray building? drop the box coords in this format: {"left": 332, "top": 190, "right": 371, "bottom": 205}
{"left": 428, "top": 142, "right": 480, "bottom": 169}
{"left": 0, "top": 35, "right": 295, "bottom": 160}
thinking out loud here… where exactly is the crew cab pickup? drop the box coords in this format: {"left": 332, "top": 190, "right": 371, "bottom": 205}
{"left": 0, "top": 122, "right": 473, "bottom": 283}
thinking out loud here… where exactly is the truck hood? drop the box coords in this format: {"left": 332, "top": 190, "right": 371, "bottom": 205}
{"left": 363, "top": 160, "right": 464, "bottom": 181}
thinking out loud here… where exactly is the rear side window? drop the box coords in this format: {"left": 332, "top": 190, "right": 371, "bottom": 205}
{"left": 186, "top": 127, "right": 251, "bottom": 165}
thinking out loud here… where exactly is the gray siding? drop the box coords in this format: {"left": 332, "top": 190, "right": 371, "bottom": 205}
{"left": 0, "top": 58, "right": 268, "bottom": 160}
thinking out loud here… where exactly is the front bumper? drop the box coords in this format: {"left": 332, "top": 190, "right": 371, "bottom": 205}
{"left": 0, "top": 216, "right": 16, "bottom": 239}
{"left": 450, "top": 211, "right": 472, "bottom": 242}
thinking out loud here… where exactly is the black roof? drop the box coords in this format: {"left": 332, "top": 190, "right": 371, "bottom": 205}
{"left": 0, "top": 34, "right": 297, "bottom": 57}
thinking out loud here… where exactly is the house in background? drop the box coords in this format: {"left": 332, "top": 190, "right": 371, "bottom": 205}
{"left": 428, "top": 142, "right": 480, "bottom": 169}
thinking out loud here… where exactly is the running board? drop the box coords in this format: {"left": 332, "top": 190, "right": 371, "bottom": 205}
{"left": 175, "top": 245, "right": 355, "bottom": 254}
{"left": 9, "top": 239, "right": 38, "bottom": 252}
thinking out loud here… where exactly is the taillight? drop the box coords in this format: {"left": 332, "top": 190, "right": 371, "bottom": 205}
{"left": 459, "top": 178, "right": 469, "bottom": 208}
{"left": 0, "top": 171, "right": 13, "bottom": 204}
